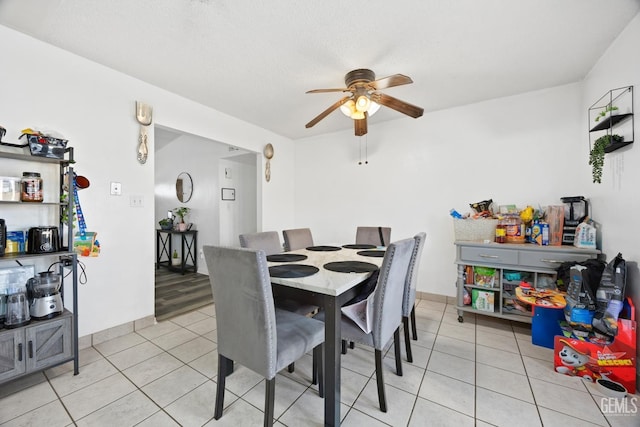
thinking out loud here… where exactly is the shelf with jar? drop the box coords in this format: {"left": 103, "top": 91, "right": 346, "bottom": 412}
{"left": 0, "top": 144, "right": 79, "bottom": 385}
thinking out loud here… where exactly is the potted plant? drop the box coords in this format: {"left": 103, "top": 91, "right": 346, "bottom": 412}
{"left": 173, "top": 207, "right": 191, "bottom": 231}
{"left": 171, "top": 249, "right": 181, "bottom": 266}
{"left": 594, "top": 105, "right": 619, "bottom": 122}
{"left": 589, "top": 134, "right": 623, "bottom": 183}
{"left": 158, "top": 218, "right": 173, "bottom": 230}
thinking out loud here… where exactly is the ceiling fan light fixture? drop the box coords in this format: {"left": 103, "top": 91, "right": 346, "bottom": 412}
{"left": 368, "top": 100, "right": 380, "bottom": 116}
{"left": 340, "top": 99, "right": 356, "bottom": 117}
{"left": 355, "top": 95, "right": 371, "bottom": 112}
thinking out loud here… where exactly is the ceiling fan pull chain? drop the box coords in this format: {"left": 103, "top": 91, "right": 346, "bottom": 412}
{"left": 365, "top": 135, "right": 368, "bottom": 164}
{"left": 358, "top": 136, "right": 362, "bottom": 165}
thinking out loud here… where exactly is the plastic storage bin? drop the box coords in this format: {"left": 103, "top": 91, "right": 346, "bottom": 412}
{"left": 0, "top": 176, "right": 21, "bottom": 202}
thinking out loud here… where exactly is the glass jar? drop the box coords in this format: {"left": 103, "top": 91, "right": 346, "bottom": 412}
{"left": 21, "top": 172, "right": 43, "bottom": 202}
{"left": 504, "top": 214, "right": 525, "bottom": 243}
{"left": 495, "top": 221, "right": 507, "bottom": 243}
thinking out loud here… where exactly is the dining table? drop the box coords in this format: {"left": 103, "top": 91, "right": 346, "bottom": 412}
{"left": 267, "top": 244, "right": 385, "bottom": 427}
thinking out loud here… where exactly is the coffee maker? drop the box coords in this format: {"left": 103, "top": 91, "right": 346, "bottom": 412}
{"left": 27, "top": 271, "right": 63, "bottom": 319}
{"left": 561, "top": 196, "right": 589, "bottom": 245}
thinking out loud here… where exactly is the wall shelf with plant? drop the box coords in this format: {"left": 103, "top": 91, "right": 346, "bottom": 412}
{"left": 587, "top": 86, "right": 634, "bottom": 183}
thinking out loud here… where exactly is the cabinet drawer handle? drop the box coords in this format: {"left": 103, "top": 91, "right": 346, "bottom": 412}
{"left": 478, "top": 254, "right": 499, "bottom": 259}
{"left": 18, "top": 343, "right": 23, "bottom": 362}
{"left": 540, "top": 258, "right": 563, "bottom": 264}
{"left": 28, "top": 341, "right": 34, "bottom": 359}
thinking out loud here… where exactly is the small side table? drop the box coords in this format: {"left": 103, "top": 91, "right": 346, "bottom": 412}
{"left": 156, "top": 229, "right": 198, "bottom": 274}
{"left": 515, "top": 286, "right": 566, "bottom": 349}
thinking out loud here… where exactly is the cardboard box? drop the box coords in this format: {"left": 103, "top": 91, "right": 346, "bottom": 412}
{"left": 472, "top": 289, "right": 495, "bottom": 312}
{"left": 554, "top": 298, "right": 636, "bottom": 394}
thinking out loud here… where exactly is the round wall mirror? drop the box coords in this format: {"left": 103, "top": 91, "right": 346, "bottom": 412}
{"left": 176, "top": 172, "right": 193, "bottom": 203}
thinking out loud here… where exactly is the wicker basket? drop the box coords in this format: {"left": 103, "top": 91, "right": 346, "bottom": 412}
{"left": 453, "top": 218, "right": 498, "bottom": 241}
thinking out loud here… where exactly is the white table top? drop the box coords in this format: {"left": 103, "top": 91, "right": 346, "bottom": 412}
{"left": 268, "top": 246, "right": 385, "bottom": 296}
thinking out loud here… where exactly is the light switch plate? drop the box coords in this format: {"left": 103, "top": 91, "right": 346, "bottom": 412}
{"left": 225, "top": 167, "right": 232, "bottom": 179}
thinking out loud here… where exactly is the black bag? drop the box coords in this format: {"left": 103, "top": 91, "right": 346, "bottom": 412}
{"left": 592, "top": 253, "right": 626, "bottom": 337}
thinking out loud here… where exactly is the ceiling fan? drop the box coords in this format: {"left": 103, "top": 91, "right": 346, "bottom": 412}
{"left": 305, "top": 68, "right": 424, "bottom": 136}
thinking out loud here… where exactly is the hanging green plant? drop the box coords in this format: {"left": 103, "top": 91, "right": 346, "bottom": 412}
{"left": 594, "top": 105, "right": 619, "bottom": 122}
{"left": 589, "top": 134, "right": 623, "bottom": 183}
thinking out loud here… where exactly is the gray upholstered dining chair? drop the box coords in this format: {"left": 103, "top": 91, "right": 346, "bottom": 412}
{"left": 203, "top": 245, "right": 325, "bottom": 427}
{"left": 239, "top": 231, "right": 283, "bottom": 255}
{"left": 315, "top": 237, "right": 415, "bottom": 412}
{"left": 240, "top": 230, "right": 318, "bottom": 315}
{"left": 402, "top": 232, "right": 426, "bottom": 363}
{"left": 356, "top": 226, "right": 391, "bottom": 246}
{"left": 282, "top": 228, "right": 314, "bottom": 251}
{"left": 239, "top": 230, "right": 320, "bottom": 375}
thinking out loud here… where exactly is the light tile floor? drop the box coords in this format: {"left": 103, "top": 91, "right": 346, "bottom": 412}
{"left": 1, "top": 300, "right": 638, "bottom": 426}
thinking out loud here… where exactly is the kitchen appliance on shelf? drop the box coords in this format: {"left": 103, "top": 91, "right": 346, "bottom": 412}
{"left": 4, "top": 291, "right": 30, "bottom": 328}
{"left": 561, "top": 196, "right": 590, "bottom": 245}
{"left": 0, "top": 218, "right": 6, "bottom": 256}
{"left": 27, "top": 271, "right": 63, "bottom": 319}
{"left": 27, "top": 226, "right": 60, "bottom": 254}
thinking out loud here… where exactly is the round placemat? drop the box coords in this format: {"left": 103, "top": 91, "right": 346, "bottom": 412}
{"left": 357, "top": 250, "right": 386, "bottom": 258}
{"left": 342, "top": 244, "right": 376, "bottom": 249}
{"left": 323, "top": 261, "right": 379, "bottom": 273}
{"left": 306, "top": 245, "right": 342, "bottom": 252}
{"left": 266, "top": 253, "right": 308, "bottom": 262}
{"left": 269, "top": 264, "right": 319, "bottom": 278}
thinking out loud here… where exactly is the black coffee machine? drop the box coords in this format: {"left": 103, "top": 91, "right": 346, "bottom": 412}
{"left": 561, "top": 196, "right": 589, "bottom": 245}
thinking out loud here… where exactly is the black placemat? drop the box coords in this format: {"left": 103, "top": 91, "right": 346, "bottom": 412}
{"left": 266, "top": 253, "right": 308, "bottom": 262}
{"left": 342, "top": 244, "right": 376, "bottom": 249}
{"left": 269, "top": 264, "right": 319, "bottom": 278}
{"left": 323, "top": 261, "right": 379, "bottom": 273}
{"left": 306, "top": 245, "right": 342, "bottom": 252}
{"left": 357, "top": 250, "right": 386, "bottom": 258}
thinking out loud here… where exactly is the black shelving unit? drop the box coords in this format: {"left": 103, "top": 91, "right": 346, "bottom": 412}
{"left": 0, "top": 147, "right": 79, "bottom": 384}
{"left": 588, "top": 86, "right": 634, "bottom": 153}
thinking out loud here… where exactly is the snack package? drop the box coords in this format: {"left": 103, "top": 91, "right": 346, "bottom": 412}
{"left": 469, "top": 199, "right": 494, "bottom": 217}
{"left": 473, "top": 266, "right": 496, "bottom": 287}
{"left": 574, "top": 219, "right": 596, "bottom": 249}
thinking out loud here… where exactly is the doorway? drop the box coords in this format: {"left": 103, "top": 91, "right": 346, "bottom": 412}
{"left": 153, "top": 125, "right": 258, "bottom": 320}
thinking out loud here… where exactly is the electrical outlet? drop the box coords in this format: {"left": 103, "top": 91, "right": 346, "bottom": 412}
{"left": 199, "top": 249, "right": 204, "bottom": 259}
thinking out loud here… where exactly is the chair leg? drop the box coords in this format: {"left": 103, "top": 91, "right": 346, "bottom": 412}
{"left": 312, "top": 352, "right": 318, "bottom": 385}
{"left": 394, "top": 327, "right": 403, "bottom": 377}
{"left": 374, "top": 349, "right": 387, "bottom": 413}
{"left": 215, "top": 354, "right": 230, "bottom": 420}
{"left": 313, "top": 344, "right": 324, "bottom": 398}
{"left": 288, "top": 363, "right": 295, "bottom": 373}
{"left": 403, "top": 316, "right": 413, "bottom": 363}
{"left": 410, "top": 305, "right": 418, "bottom": 341}
{"left": 264, "top": 378, "right": 275, "bottom": 427}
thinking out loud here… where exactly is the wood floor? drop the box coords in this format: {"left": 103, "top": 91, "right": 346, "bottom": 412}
{"left": 154, "top": 267, "right": 213, "bottom": 321}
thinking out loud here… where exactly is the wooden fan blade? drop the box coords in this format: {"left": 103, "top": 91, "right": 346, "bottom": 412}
{"left": 306, "top": 88, "right": 350, "bottom": 94}
{"left": 305, "top": 96, "right": 351, "bottom": 128}
{"left": 370, "top": 92, "right": 424, "bottom": 118}
{"left": 370, "top": 74, "right": 413, "bottom": 90}
{"left": 354, "top": 115, "right": 368, "bottom": 136}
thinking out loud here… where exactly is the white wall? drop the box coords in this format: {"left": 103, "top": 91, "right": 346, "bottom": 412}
{"left": 0, "top": 25, "right": 295, "bottom": 337}
{"left": 581, "top": 12, "right": 640, "bottom": 385}
{"left": 218, "top": 155, "right": 258, "bottom": 249}
{"left": 294, "top": 82, "right": 585, "bottom": 297}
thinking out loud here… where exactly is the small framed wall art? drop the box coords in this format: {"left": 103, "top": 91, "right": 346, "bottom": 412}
{"left": 221, "top": 188, "right": 235, "bottom": 201}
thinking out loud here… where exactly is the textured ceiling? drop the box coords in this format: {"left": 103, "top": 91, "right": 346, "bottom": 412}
{"left": 1, "top": 0, "right": 639, "bottom": 140}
